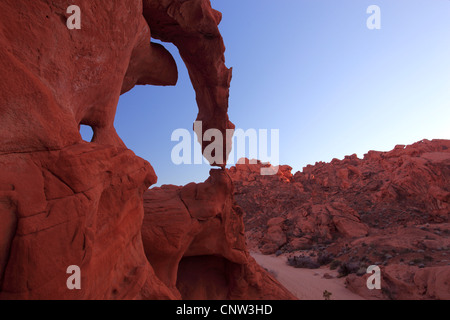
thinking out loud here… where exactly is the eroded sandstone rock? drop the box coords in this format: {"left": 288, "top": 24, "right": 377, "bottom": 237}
{"left": 228, "top": 140, "right": 450, "bottom": 300}
{"left": 142, "top": 169, "right": 296, "bottom": 300}
{"left": 0, "top": 0, "right": 292, "bottom": 300}
{"left": 346, "top": 265, "right": 450, "bottom": 300}
{"left": 228, "top": 140, "right": 450, "bottom": 255}
{"left": 143, "top": 0, "right": 235, "bottom": 166}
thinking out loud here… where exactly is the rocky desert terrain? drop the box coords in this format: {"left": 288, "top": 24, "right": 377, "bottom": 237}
{"left": 228, "top": 139, "right": 450, "bottom": 299}
{"left": 0, "top": 0, "right": 448, "bottom": 301}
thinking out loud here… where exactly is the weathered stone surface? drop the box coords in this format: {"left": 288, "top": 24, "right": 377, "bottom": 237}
{"left": 346, "top": 265, "right": 450, "bottom": 300}
{"left": 0, "top": 0, "right": 293, "bottom": 300}
{"left": 228, "top": 140, "right": 450, "bottom": 254}
{"left": 143, "top": 0, "right": 235, "bottom": 166}
{"left": 142, "top": 170, "right": 296, "bottom": 300}
{"left": 121, "top": 16, "right": 178, "bottom": 94}
{"left": 0, "top": 144, "right": 173, "bottom": 299}
{"left": 0, "top": 0, "right": 166, "bottom": 299}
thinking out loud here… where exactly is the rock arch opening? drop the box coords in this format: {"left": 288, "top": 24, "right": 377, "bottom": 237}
{"left": 79, "top": 124, "right": 94, "bottom": 143}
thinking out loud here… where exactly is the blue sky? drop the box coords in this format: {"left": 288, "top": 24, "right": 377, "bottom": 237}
{"left": 81, "top": 0, "right": 450, "bottom": 187}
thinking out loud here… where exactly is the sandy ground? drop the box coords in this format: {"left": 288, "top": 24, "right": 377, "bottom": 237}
{"left": 251, "top": 253, "right": 366, "bottom": 300}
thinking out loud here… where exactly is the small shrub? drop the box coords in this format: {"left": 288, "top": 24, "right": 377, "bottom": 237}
{"left": 287, "top": 255, "right": 320, "bottom": 269}
{"left": 323, "top": 290, "right": 332, "bottom": 300}
{"left": 338, "top": 262, "right": 360, "bottom": 277}
{"left": 356, "top": 267, "right": 366, "bottom": 276}
{"left": 330, "top": 260, "right": 341, "bottom": 270}
{"left": 317, "top": 252, "right": 334, "bottom": 266}
{"left": 382, "top": 287, "right": 395, "bottom": 300}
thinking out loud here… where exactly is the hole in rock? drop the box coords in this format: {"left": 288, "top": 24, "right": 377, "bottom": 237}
{"left": 79, "top": 124, "right": 94, "bottom": 142}
{"left": 176, "top": 255, "right": 238, "bottom": 300}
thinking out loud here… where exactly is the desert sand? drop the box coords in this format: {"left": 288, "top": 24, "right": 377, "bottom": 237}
{"left": 251, "top": 253, "right": 367, "bottom": 300}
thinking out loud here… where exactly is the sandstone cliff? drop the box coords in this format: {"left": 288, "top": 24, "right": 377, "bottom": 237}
{"left": 0, "top": 0, "right": 292, "bottom": 300}
{"left": 142, "top": 169, "right": 294, "bottom": 299}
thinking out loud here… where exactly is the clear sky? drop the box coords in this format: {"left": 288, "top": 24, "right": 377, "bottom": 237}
{"left": 81, "top": 0, "right": 450, "bottom": 187}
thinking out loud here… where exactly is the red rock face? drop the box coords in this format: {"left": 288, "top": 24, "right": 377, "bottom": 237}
{"left": 142, "top": 169, "right": 295, "bottom": 299}
{"left": 0, "top": 0, "right": 289, "bottom": 300}
{"left": 346, "top": 265, "right": 450, "bottom": 300}
{"left": 228, "top": 140, "right": 450, "bottom": 299}
{"left": 0, "top": 0, "right": 162, "bottom": 300}
{"left": 0, "top": 145, "right": 174, "bottom": 299}
{"left": 143, "top": 0, "right": 235, "bottom": 166}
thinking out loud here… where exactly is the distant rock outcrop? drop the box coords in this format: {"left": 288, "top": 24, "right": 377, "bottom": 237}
{"left": 228, "top": 140, "right": 450, "bottom": 299}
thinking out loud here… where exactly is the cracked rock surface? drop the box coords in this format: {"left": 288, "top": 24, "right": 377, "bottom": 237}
{"left": 0, "top": 0, "right": 292, "bottom": 299}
